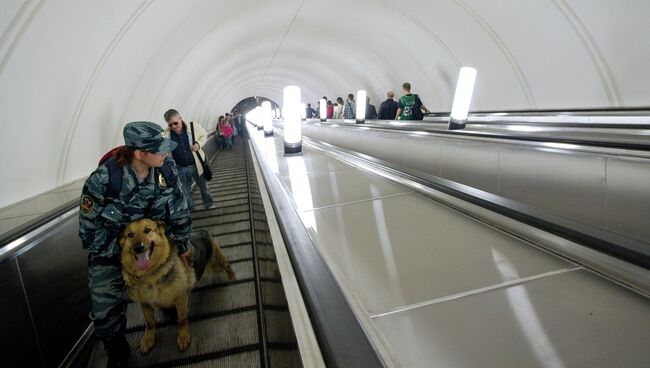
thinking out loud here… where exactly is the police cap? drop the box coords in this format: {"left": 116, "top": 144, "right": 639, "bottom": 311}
{"left": 123, "top": 121, "right": 177, "bottom": 154}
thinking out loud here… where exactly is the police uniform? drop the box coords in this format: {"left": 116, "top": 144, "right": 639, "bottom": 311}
{"left": 78, "top": 121, "right": 192, "bottom": 365}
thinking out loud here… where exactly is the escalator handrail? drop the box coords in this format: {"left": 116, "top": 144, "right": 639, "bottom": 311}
{"left": 424, "top": 107, "right": 650, "bottom": 118}
{"left": 248, "top": 128, "right": 387, "bottom": 368}
{"left": 0, "top": 199, "right": 79, "bottom": 262}
{"left": 303, "top": 119, "right": 650, "bottom": 155}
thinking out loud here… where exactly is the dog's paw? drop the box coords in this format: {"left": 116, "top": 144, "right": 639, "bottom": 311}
{"left": 177, "top": 329, "right": 191, "bottom": 351}
{"left": 139, "top": 329, "right": 155, "bottom": 354}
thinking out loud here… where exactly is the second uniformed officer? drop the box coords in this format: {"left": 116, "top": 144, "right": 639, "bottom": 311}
{"left": 79, "top": 121, "right": 193, "bottom": 367}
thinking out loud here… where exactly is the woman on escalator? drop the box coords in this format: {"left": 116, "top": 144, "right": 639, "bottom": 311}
{"left": 79, "top": 121, "right": 193, "bottom": 367}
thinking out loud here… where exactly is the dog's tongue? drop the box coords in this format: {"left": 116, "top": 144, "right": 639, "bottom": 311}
{"left": 136, "top": 251, "right": 151, "bottom": 270}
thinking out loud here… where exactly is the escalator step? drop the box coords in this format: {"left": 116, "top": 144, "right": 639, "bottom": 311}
{"left": 269, "top": 349, "right": 302, "bottom": 368}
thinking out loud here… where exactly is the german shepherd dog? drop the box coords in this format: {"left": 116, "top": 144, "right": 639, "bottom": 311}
{"left": 119, "top": 218, "right": 235, "bottom": 353}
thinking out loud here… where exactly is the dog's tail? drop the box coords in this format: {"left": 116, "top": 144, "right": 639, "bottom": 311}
{"left": 208, "top": 238, "right": 236, "bottom": 281}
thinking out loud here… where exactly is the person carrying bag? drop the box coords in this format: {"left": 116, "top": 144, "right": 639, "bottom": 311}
{"left": 190, "top": 122, "right": 213, "bottom": 181}
{"left": 164, "top": 109, "right": 214, "bottom": 210}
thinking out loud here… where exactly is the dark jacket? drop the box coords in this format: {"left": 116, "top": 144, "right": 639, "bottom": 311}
{"left": 366, "top": 104, "right": 378, "bottom": 119}
{"left": 378, "top": 99, "right": 399, "bottom": 120}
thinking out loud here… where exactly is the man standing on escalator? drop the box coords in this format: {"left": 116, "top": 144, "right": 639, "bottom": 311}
{"left": 163, "top": 109, "right": 214, "bottom": 211}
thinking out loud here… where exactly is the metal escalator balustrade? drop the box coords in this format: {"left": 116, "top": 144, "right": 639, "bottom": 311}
{"left": 248, "top": 126, "right": 650, "bottom": 368}
{"left": 293, "top": 119, "right": 650, "bottom": 249}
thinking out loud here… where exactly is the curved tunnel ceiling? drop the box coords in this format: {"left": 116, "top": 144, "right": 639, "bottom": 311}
{"left": 0, "top": 0, "right": 648, "bottom": 208}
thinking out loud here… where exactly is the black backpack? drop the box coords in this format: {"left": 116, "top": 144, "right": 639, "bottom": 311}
{"left": 412, "top": 94, "right": 424, "bottom": 120}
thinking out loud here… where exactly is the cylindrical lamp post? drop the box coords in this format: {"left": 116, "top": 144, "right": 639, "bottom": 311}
{"left": 262, "top": 101, "right": 273, "bottom": 136}
{"left": 355, "top": 90, "right": 367, "bottom": 124}
{"left": 284, "top": 86, "right": 302, "bottom": 155}
{"left": 448, "top": 67, "right": 477, "bottom": 130}
{"left": 255, "top": 106, "right": 263, "bottom": 130}
{"left": 319, "top": 98, "right": 327, "bottom": 122}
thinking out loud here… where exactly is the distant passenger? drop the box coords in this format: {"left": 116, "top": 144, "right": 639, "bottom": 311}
{"left": 163, "top": 109, "right": 214, "bottom": 210}
{"left": 217, "top": 115, "right": 234, "bottom": 150}
{"left": 225, "top": 113, "right": 236, "bottom": 137}
{"left": 235, "top": 111, "right": 245, "bottom": 138}
{"left": 396, "top": 82, "right": 430, "bottom": 120}
{"left": 326, "top": 100, "right": 334, "bottom": 119}
{"left": 306, "top": 103, "right": 317, "bottom": 118}
{"left": 343, "top": 93, "right": 356, "bottom": 119}
{"left": 365, "top": 96, "right": 378, "bottom": 119}
{"left": 333, "top": 97, "right": 344, "bottom": 119}
{"left": 378, "top": 91, "right": 399, "bottom": 120}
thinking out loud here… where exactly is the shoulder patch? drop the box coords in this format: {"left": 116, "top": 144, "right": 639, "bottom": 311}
{"left": 81, "top": 195, "right": 94, "bottom": 213}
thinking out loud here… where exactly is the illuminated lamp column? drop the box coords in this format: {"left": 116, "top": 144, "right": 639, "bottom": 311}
{"left": 448, "top": 67, "right": 477, "bottom": 130}
{"left": 262, "top": 101, "right": 273, "bottom": 136}
{"left": 355, "top": 90, "right": 367, "bottom": 124}
{"left": 319, "top": 98, "right": 327, "bottom": 122}
{"left": 255, "top": 106, "right": 263, "bottom": 130}
{"left": 249, "top": 109, "right": 256, "bottom": 128}
{"left": 250, "top": 109, "right": 257, "bottom": 129}
{"left": 283, "top": 86, "right": 302, "bottom": 155}
{"left": 275, "top": 108, "right": 281, "bottom": 119}
{"left": 300, "top": 103, "right": 307, "bottom": 121}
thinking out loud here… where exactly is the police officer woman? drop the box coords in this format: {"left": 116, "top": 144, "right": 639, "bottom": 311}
{"left": 79, "top": 121, "right": 193, "bottom": 367}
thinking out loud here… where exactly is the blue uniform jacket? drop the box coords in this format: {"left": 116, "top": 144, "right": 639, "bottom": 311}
{"left": 79, "top": 157, "right": 192, "bottom": 257}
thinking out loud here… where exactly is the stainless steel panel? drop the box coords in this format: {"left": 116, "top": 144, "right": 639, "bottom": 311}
{"left": 0, "top": 258, "right": 43, "bottom": 367}
{"left": 606, "top": 157, "right": 650, "bottom": 242}
{"left": 258, "top": 130, "right": 650, "bottom": 368}
{"left": 278, "top": 168, "right": 410, "bottom": 210}
{"left": 306, "top": 193, "right": 570, "bottom": 315}
{"left": 371, "top": 130, "right": 406, "bottom": 167}
{"left": 340, "top": 126, "right": 362, "bottom": 153}
{"left": 18, "top": 216, "right": 91, "bottom": 367}
{"left": 499, "top": 145, "right": 608, "bottom": 227}
{"left": 298, "top": 123, "right": 650, "bottom": 245}
{"left": 402, "top": 134, "right": 443, "bottom": 176}
{"left": 440, "top": 139, "right": 500, "bottom": 193}
{"left": 323, "top": 124, "right": 336, "bottom": 143}
{"left": 374, "top": 270, "right": 650, "bottom": 368}
{"left": 274, "top": 150, "right": 351, "bottom": 178}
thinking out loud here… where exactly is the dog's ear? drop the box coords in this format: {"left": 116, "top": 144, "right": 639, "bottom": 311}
{"left": 156, "top": 220, "right": 166, "bottom": 233}
{"left": 117, "top": 227, "right": 128, "bottom": 248}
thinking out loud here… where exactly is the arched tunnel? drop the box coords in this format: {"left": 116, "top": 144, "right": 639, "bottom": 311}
{"left": 1, "top": 1, "right": 649, "bottom": 367}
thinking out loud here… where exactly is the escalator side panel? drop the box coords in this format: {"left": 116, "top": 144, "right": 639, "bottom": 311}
{"left": 16, "top": 217, "right": 90, "bottom": 367}
{"left": 0, "top": 258, "right": 43, "bottom": 367}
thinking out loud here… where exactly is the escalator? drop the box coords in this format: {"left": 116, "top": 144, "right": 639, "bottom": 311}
{"left": 82, "top": 139, "right": 302, "bottom": 367}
